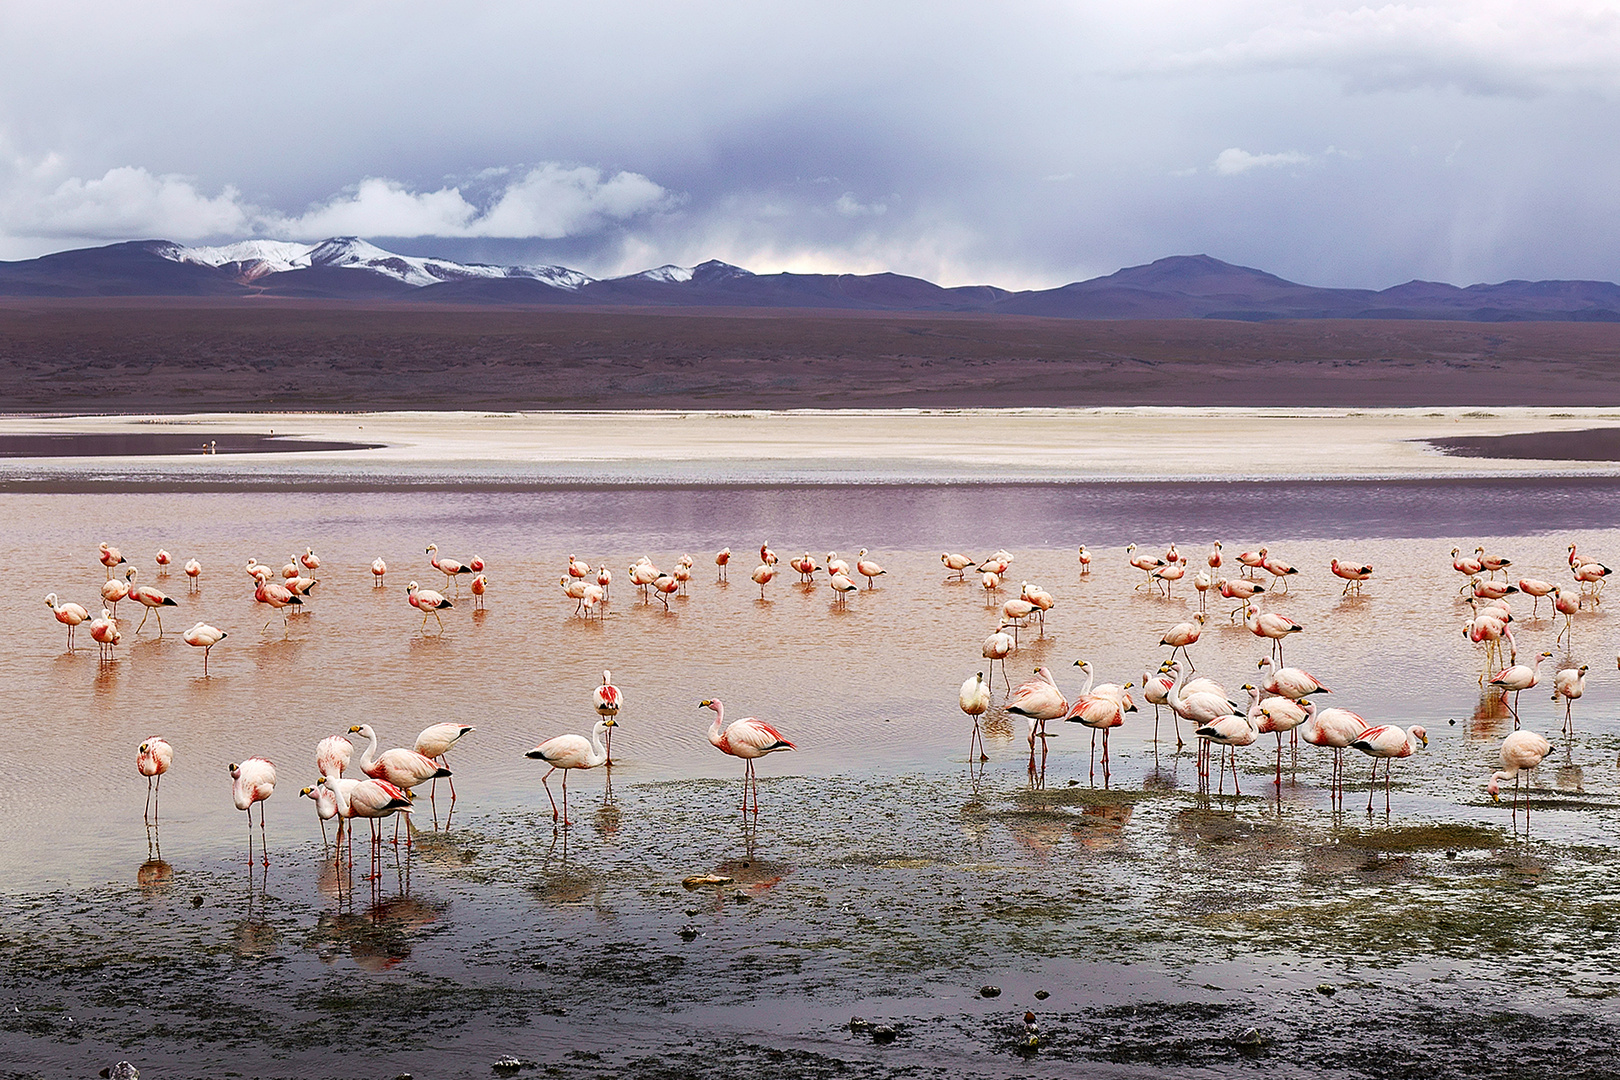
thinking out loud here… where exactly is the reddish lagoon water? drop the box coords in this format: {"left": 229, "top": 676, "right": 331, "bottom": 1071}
{"left": 4, "top": 476, "right": 1620, "bottom": 1079}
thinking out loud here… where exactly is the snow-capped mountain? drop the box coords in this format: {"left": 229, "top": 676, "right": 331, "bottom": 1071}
{"left": 164, "top": 236, "right": 595, "bottom": 290}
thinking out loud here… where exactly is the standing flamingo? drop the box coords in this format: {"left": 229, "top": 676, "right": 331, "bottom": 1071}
{"left": 230, "top": 758, "right": 277, "bottom": 866}
{"left": 45, "top": 593, "right": 90, "bottom": 649}
{"left": 526, "top": 719, "right": 615, "bottom": 826}
{"left": 414, "top": 722, "right": 473, "bottom": 800}
{"left": 1488, "top": 650, "right": 1552, "bottom": 727}
{"left": 982, "top": 625, "right": 1015, "bottom": 690}
{"left": 426, "top": 543, "right": 472, "bottom": 595}
{"left": 1077, "top": 545, "right": 1092, "bottom": 575}
{"left": 470, "top": 575, "right": 489, "bottom": 609}
{"left": 1245, "top": 604, "right": 1302, "bottom": 663}
{"left": 960, "top": 672, "right": 991, "bottom": 762}
{"left": 155, "top": 550, "right": 172, "bottom": 574}
{"left": 941, "top": 552, "right": 978, "bottom": 580}
{"left": 124, "top": 568, "right": 179, "bottom": 636}
{"left": 1256, "top": 696, "right": 1309, "bottom": 785}
{"left": 1552, "top": 663, "right": 1588, "bottom": 734}
{"left": 184, "top": 558, "right": 202, "bottom": 591}
{"left": 182, "top": 622, "right": 226, "bottom": 675}
{"left": 715, "top": 548, "right": 731, "bottom": 582}
{"left": 751, "top": 562, "right": 777, "bottom": 600}
{"left": 1066, "top": 675, "right": 1136, "bottom": 784}
{"left": 1299, "top": 701, "right": 1368, "bottom": 807}
{"left": 593, "top": 670, "right": 623, "bottom": 765}
{"left": 1257, "top": 657, "right": 1331, "bottom": 699}
{"left": 101, "top": 574, "right": 131, "bottom": 616}
{"left": 137, "top": 737, "right": 172, "bottom": 823}
{"left": 1350, "top": 724, "right": 1427, "bottom": 813}
{"left": 99, "top": 542, "right": 126, "bottom": 578}
{"left": 1488, "top": 729, "right": 1552, "bottom": 821}
{"left": 89, "top": 608, "right": 121, "bottom": 660}
{"left": 1516, "top": 577, "right": 1554, "bottom": 616}
{"left": 701, "top": 699, "right": 796, "bottom": 815}
{"left": 1141, "top": 664, "right": 1177, "bottom": 746}
{"left": 371, "top": 557, "right": 388, "bottom": 586}
{"left": 1159, "top": 613, "right": 1205, "bottom": 669}
{"left": 407, "top": 581, "right": 453, "bottom": 634}
{"left": 855, "top": 549, "right": 887, "bottom": 588}
{"left": 300, "top": 548, "right": 321, "bottom": 575}
{"left": 1007, "top": 666, "right": 1069, "bottom": 745}
{"left": 300, "top": 783, "right": 340, "bottom": 848}
{"left": 1330, "top": 559, "right": 1373, "bottom": 595}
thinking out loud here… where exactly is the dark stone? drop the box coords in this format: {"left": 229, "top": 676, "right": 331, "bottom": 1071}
{"left": 980, "top": 985, "right": 1001, "bottom": 998}
{"left": 1034, "top": 990, "right": 1050, "bottom": 1000}
{"left": 871, "top": 1024, "right": 898, "bottom": 1044}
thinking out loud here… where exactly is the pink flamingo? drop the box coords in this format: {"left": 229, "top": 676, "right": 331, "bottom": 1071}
{"left": 1488, "top": 729, "right": 1552, "bottom": 821}
{"left": 1260, "top": 551, "right": 1298, "bottom": 592}
{"left": 184, "top": 559, "right": 202, "bottom": 591}
{"left": 182, "top": 622, "right": 226, "bottom": 675}
{"left": 470, "top": 574, "right": 488, "bottom": 609}
{"left": 407, "top": 580, "right": 452, "bottom": 634}
{"left": 1207, "top": 540, "right": 1223, "bottom": 569}
{"left": 230, "top": 758, "right": 277, "bottom": 866}
{"left": 124, "top": 568, "right": 178, "bottom": 636}
{"left": 45, "top": 593, "right": 89, "bottom": 649}
{"left": 715, "top": 548, "right": 731, "bottom": 582}
{"left": 1516, "top": 577, "right": 1554, "bottom": 616}
{"left": 1245, "top": 604, "right": 1302, "bottom": 663}
{"left": 101, "top": 574, "right": 130, "bottom": 616}
{"left": 1257, "top": 656, "right": 1331, "bottom": 699}
{"left": 855, "top": 549, "right": 886, "bottom": 588}
{"left": 593, "top": 671, "right": 623, "bottom": 764}
{"left": 137, "top": 737, "right": 172, "bottom": 823}
{"left": 1553, "top": 664, "right": 1587, "bottom": 735}
{"left": 960, "top": 672, "right": 991, "bottom": 761}
{"left": 1330, "top": 559, "right": 1372, "bottom": 595}
{"left": 300, "top": 547, "right": 320, "bottom": 575}
{"left": 425, "top": 543, "right": 472, "bottom": 595}
{"left": 1077, "top": 545, "right": 1092, "bottom": 575}
{"left": 751, "top": 562, "right": 777, "bottom": 600}
{"left": 982, "top": 625, "right": 1015, "bottom": 690}
{"left": 1066, "top": 675, "right": 1136, "bottom": 784}
{"left": 941, "top": 552, "right": 978, "bottom": 580}
{"left": 527, "top": 718, "right": 615, "bottom": 826}
{"left": 99, "top": 542, "right": 126, "bottom": 578}
{"left": 702, "top": 699, "right": 795, "bottom": 815}
{"left": 89, "top": 608, "right": 120, "bottom": 661}
{"left": 1299, "top": 701, "right": 1367, "bottom": 807}
{"left": 415, "top": 723, "right": 473, "bottom": 798}
{"left": 1159, "top": 613, "right": 1205, "bottom": 669}
{"left": 1141, "top": 664, "right": 1177, "bottom": 746}
{"left": 1217, "top": 577, "right": 1266, "bottom": 622}
{"left": 254, "top": 577, "right": 303, "bottom": 629}
{"left": 1489, "top": 650, "right": 1552, "bottom": 726}
{"left": 371, "top": 557, "right": 388, "bottom": 586}
{"left": 1007, "top": 666, "right": 1070, "bottom": 745}
{"left": 1256, "top": 696, "right": 1308, "bottom": 785}
{"left": 1350, "top": 724, "right": 1427, "bottom": 814}
{"left": 1237, "top": 546, "right": 1266, "bottom": 578}
{"left": 596, "top": 565, "right": 612, "bottom": 600}
{"left": 154, "top": 549, "right": 172, "bottom": 573}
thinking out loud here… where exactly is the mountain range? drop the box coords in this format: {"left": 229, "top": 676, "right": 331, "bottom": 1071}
{"left": 3, "top": 237, "right": 1619, "bottom": 322}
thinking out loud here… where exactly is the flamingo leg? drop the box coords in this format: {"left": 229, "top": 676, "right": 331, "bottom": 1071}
{"left": 561, "top": 769, "right": 570, "bottom": 828}
{"left": 542, "top": 768, "right": 560, "bottom": 821}
{"left": 136, "top": 608, "right": 150, "bottom": 634}
{"left": 1275, "top": 732, "right": 1283, "bottom": 787}
{"left": 1101, "top": 729, "right": 1111, "bottom": 784}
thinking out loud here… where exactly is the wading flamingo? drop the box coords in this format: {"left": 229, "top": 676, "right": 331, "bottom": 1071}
{"left": 426, "top": 544, "right": 472, "bottom": 595}
{"left": 1299, "top": 701, "right": 1367, "bottom": 807}
{"left": 101, "top": 574, "right": 130, "bottom": 616}
{"left": 751, "top": 562, "right": 777, "bottom": 600}
{"left": 982, "top": 625, "right": 1015, "bottom": 690}
{"left": 942, "top": 552, "right": 978, "bottom": 580}
{"left": 1256, "top": 696, "right": 1308, "bottom": 785}
{"left": 45, "top": 593, "right": 89, "bottom": 649}
{"left": 415, "top": 722, "right": 474, "bottom": 799}
{"left": 702, "top": 699, "right": 795, "bottom": 815}
{"left": 1552, "top": 663, "right": 1587, "bottom": 734}
{"left": 184, "top": 559, "right": 202, "bottom": 591}
{"left": 137, "top": 737, "right": 172, "bottom": 823}
{"left": 1256, "top": 657, "right": 1331, "bottom": 699}
{"left": 1488, "top": 650, "right": 1552, "bottom": 727}
{"left": 89, "top": 608, "right": 120, "bottom": 661}
{"left": 154, "top": 550, "right": 171, "bottom": 573}
{"left": 124, "top": 569, "right": 179, "bottom": 636}
{"left": 960, "top": 672, "right": 991, "bottom": 761}
{"left": 715, "top": 548, "right": 731, "bottom": 582}
{"left": 1077, "top": 546, "right": 1091, "bottom": 575}
{"left": 407, "top": 581, "right": 452, "bottom": 634}
{"left": 1488, "top": 729, "right": 1552, "bottom": 821}
{"left": 470, "top": 574, "right": 488, "bottom": 609}
{"left": 371, "top": 557, "right": 388, "bottom": 586}
{"left": 855, "top": 549, "right": 886, "bottom": 588}
{"left": 182, "top": 622, "right": 226, "bottom": 675}
{"left": 593, "top": 671, "right": 622, "bottom": 764}
{"left": 525, "top": 718, "right": 615, "bottom": 827}
{"left": 1350, "top": 724, "right": 1427, "bottom": 813}
{"left": 99, "top": 542, "right": 126, "bottom": 578}
{"left": 1517, "top": 577, "right": 1554, "bottom": 616}
{"left": 230, "top": 758, "right": 276, "bottom": 866}
{"left": 255, "top": 577, "right": 303, "bottom": 630}
{"left": 1330, "top": 559, "right": 1373, "bottom": 595}
{"left": 1245, "top": 604, "right": 1302, "bottom": 663}
{"left": 1159, "top": 613, "right": 1205, "bottom": 669}
{"left": 1006, "top": 666, "right": 1069, "bottom": 745}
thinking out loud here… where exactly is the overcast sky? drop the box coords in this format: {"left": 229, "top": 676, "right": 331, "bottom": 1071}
{"left": 3, "top": 1, "right": 1619, "bottom": 288}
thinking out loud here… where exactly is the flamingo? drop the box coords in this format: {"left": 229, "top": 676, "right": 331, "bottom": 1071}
{"left": 1488, "top": 650, "right": 1552, "bottom": 727}
{"left": 1475, "top": 546, "right": 1512, "bottom": 579}
{"left": 99, "top": 542, "right": 126, "bottom": 578}
{"left": 1237, "top": 546, "right": 1266, "bottom": 578}
{"left": 282, "top": 555, "right": 300, "bottom": 580}
{"left": 322, "top": 776, "right": 413, "bottom": 867}
{"left": 1299, "top": 701, "right": 1368, "bottom": 807}
{"left": 1517, "top": 577, "right": 1555, "bottom": 616}
{"left": 184, "top": 558, "right": 202, "bottom": 591}
{"left": 1194, "top": 570, "right": 1213, "bottom": 611}
{"left": 1065, "top": 670, "right": 1136, "bottom": 784}
{"left": 1568, "top": 543, "right": 1602, "bottom": 569}
{"left": 1196, "top": 708, "right": 1258, "bottom": 794}
{"left": 1488, "top": 729, "right": 1552, "bottom": 820}
{"left": 672, "top": 561, "right": 692, "bottom": 595}
{"left": 1217, "top": 578, "right": 1266, "bottom": 622}
{"left": 1552, "top": 664, "right": 1587, "bottom": 734}
{"left": 629, "top": 559, "right": 659, "bottom": 598}
{"left": 181, "top": 622, "right": 226, "bottom": 675}
{"left": 981, "top": 570, "right": 1002, "bottom": 600}
{"left": 89, "top": 608, "right": 121, "bottom": 661}
{"left": 651, "top": 572, "right": 680, "bottom": 609}
{"left": 1451, "top": 547, "right": 1484, "bottom": 593}
{"left": 825, "top": 551, "right": 850, "bottom": 578}
{"left": 1256, "top": 696, "right": 1308, "bottom": 785}
{"left": 1573, "top": 558, "right": 1612, "bottom": 600}
{"left": 300, "top": 547, "right": 321, "bottom": 575}
{"left": 1022, "top": 582, "right": 1055, "bottom": 631}
{"left": 44, "top": 593, "right": 89, "bottom": 649}
{"left": 1150, "top": 560, "right": 1187, "bottom": 597}
{"left": 982, "top": 625, "right": 1015, "bottom": 690}
{"left": 1007, "top": 666, "right": 1069, "bottom": 744}
{"left": 751, "top": 562, "right": 777, "bottom": 600}
{"left": 1125, "top": 543, "right": 1167, "bottom": 589}
{"left": 1141, "top": 664, "right": 1177, "bottom": 746}
{"left": 579, "top": 583, "right": 605, "bottom": 620}
{"left": 715, "top": 548, "right": 731, "bottom": 582}
{"left": 1207, "top": 541, "right": 1223, "bottom": 569}
{"left": 701, "top": 699, "right": 796, "bottom": 815}
{"left": 230, "top": 758, "right": 276, "bottom": 866}
{"left": 137, "top": 737, "right": 172, "bottom": 823}
{"left": 1330, "top": 559, "right": 1372, "bottom": 595}
{"left": 560, "top": 575, "right": 589, "bottom": 613}
{"left": 371, "top": 557, "right": 388, "bottom": 586}
{"left": 1159, "top": 613, "right": 1206, "bottom": 669}
{"left": 1260, "top": 551, "right": 1299, "bottom": 592}
{"left": 254, "top": 577, "right": 302, "bottom": 630}
{"left": 155, "top": 549, "right": 171, "bottom": 573}
{"left": 525, "top": 719, "right": 615, "bottom": 826}
{"left": 567, "top": 555, "right": 591, "bottom": 580}
{"left": 941, "top": 552, "right": 978, "bottom": 580}
{"left": 760, "top": 543, "right": 779, "bottom": 567}
{"left": 124, "top": 569, "right": 179, "bottom": 636}
{"left": 1473, "top": 580, "right": 1518, "bottom": 602}
{"left": 316, "top": 735, "right": 353, "bottom": 781}
{"left": 980, "top": 550, "right": 1013, "bottom": 576}
{"left": 596, "top": 565, "right": 612, "bottom": 601}
{"left": 348, "top": 723, "right": 450, "bottom": 837}
{"left": 1077, "top": 545, "right": 1092, "bottom": 575}
{"left": 407, "top": 581, "right": 452, "bottom": 634}
{"left": 1166, "top": 664, "right": 1243, "bottom": 776}
{"left": 960, "top": 672, "right": 991, "bottom": 761}
{"left": 1350, "top": 724, "right": 1428, "bottom": 813}
{"left": 415, "top": 722, "right": 473, "bottom": 783}
{"left": 101, "top": 574, "right": 131, "bottom": 616}
{"left": 470, "top": 574, "right": 488, "bottom": 609}
{"left": 855, "top": 549, "right": 886, "bottom": 588}
{"left": 1552, "top": 587, "right": 1580, "bottom": 644}
{"left": 1245, "top": 604, "right": 1302, "bottom": 663}
{"left": 469, "top": 556, "right": 486, "bottom": 574}
{"left": 426, "top": 543, "right": 472, "bottom": 595}
{"left": 593, "top": 671, "right": 622, "bottom": 765}
{"left": 1256, "top": 657, "right": 1331, "bottom": 699}
{"left": 1002, "top": 592, "right": 1036, "bottom": 631}
{"left": 828, "top": 571, "right": 859, "bottom": 607}
{"left": 300, "top": 783, "right": 340, "bottom": 847}
{"left": 789, "top": 552, "right": 818, "bottom": 582}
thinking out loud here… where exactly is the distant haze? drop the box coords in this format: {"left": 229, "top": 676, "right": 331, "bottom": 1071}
{"left": 3, "top": 3, "right": 1619, "bottom": 289}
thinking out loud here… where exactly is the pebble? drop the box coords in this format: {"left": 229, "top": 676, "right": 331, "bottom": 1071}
{"left": 1033, "top": 989, "right": 1049, "bottom": 1000}
{"left": 99, "top": 1066, "right": 138, "bottom": 1080}
{"left": 1235, "top": 1027, "right": 1266, "bottom": 1047}
{"left": 979, "top": 985, "right": 1001, "bottom": 998}
{"left": 1316, "top": 984, "right": 1336, "bottom": 996}
{"left": 849, "top": 1017, "right": 871, "bottom": 1031}
{"left": 678, "top": 924, "right": 699, "bottom": 941}
{"left": 492, "top": 1056, "right": 535, "bottom": 1074}
{"left": 870, "top": 1024, "right": 898, "bottom": 1044}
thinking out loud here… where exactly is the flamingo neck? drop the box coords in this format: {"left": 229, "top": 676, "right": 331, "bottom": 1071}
{"left": 588, "top": 723, "right": 610, "bottom": 768}
{"left": 358, "top": 728, "right": 380, "bottom": 773}
{"left": 1078, "top": 665, "right": 1095, "bottom": 697}
{"left": 706, "top": 705, "right": 725, "bottom": 749}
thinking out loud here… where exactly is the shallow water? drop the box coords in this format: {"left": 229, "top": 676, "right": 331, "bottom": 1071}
{"left": 4, "top": 478, "right": 1620, "bottom": 1078}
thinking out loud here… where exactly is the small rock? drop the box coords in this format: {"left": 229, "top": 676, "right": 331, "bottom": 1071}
{"left": 492, "top": 1056, "right": 534, "bottom": 1075}
{"left": 733, "top": 892, "right": 751, "bottom": 903}
{"left": 683, "top": 874, "right": 734, "bottom": 888}
{"left": 1445, "top": 850, "right": 1457, "bottom": 860}
{"left": 684, "top": 907, "right": 699, "bottom": 917}
{"left": 678, "top": 924, "right": 699, "bottom": 941}
{"left": 1317, "top": 984, "right": 1336, "bottom": 996}
{"left": 395, "top": 1074, "right": 413, "bottom": 1080}
{"left": 849, "top": 1017, "right": 871, "bottom": 1031}
{"left": 1235, "top": 1027, "right": 1266, "bottom": 1047}
{"left": 980, "top": 985, "right": 1001, "bottom": 998}
{"left": 1066, "top": 779, "right": 1080, "bottom": 786}
{"left": 100, "top": 1066, "right": 138, "bottom": 1080}
{"left": 1034, "top": 989, "right": 1050, "bottom": 1000}
{"left": 191, "top": 895, "right": 203, "bottom": 908}
{"left": 870, "top": 1024, "right": 898, "bottom": 1044}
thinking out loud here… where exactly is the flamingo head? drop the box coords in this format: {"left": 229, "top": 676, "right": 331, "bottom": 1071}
{"left": 228, "top": 762, "right": 240, "bottom": 776}
{"left": 699, "top": 699, "right": 718, "bottom": 711}
{"left": 348, "top": 723, "right": 374, "bottom": 738}
{"left": 1073, "top": 659, "right": 1090, "bottom": 671}
{"left": 426, "top": 544, "right": 437, "bottom": 554}
{"left": 125, "top": 567, "right": 137, "bottom": 582}
{"left": 1487, "top": 775, "right": 1501, "bottom": 800}
{"left": 43, "top": 593, "right": 56, "bottom": 609}
{"left": 300, "top": 786, "right": 316, "bottom": 798}
{"left": 1410, "top": 726, "right": 1429, "bottom": 748}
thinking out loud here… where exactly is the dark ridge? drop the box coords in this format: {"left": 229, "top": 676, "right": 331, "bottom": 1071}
{"left": 0, "top": 433, "right": 382, "bottom": 457}
{"left": 1428, "top": 427, "right": 1620, "bottom": 462}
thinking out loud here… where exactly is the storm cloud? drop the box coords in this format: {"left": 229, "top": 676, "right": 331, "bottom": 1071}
{"left": 2, "top": 1, "right": 1618, "bottom": 288}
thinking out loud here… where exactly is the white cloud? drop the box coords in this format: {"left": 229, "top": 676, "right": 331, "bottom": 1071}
{"left": 2, "top": 162, "right": 250, "bottom": 240}
{"left": 265, "top": 165, "right": 672, "bottom": 240}
{"left": 833, "top": 192, "right": 887, "bottom": 217}
{"left": 1212, "top": 147, "right": 1312, "bottom": 175}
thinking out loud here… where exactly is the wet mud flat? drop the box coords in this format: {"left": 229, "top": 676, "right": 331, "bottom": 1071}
{"left": 0, "top": 432, "right": 380, "bottom": 457}
{"left": 6, "top": 768, "right": 1620, "bottom": 1080}
{"left": 1429, "top": 426, "right": 1620, "bottom": 462}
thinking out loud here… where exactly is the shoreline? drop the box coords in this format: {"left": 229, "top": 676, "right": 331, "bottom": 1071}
{"left": 0, "top": 407, "right": 1618, "bottom": 484}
